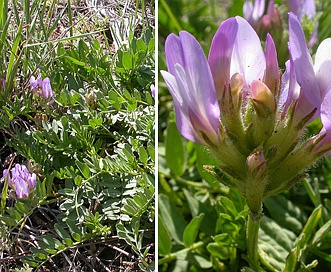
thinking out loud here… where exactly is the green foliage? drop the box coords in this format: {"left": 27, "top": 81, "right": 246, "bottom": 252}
{"left": 0, "top": 0, "right": 154, "bottom": 270}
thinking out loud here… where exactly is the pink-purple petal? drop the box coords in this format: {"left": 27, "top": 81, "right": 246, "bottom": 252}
{"left": 208, "top": 17, "right": 238, "bottom": 99}
{"left": 230, "top": 16, "right": 266, "bottom": 85}
{"left": 15, "top": 177, "right": 29, "bottom": 199}
{"left": 289, "top": 0, "right": 300, "bottom": 16}
{"left": 252, "top": 0, "right": 266, "bottom": 20}
{"left": 314, "top": 38, "right": 331, "bottom": 99}
{"left": 243, "top": 1, "right": 254, "bottom": 24}
{"left": 321, "top": 89, "right": 331, "bottom": 139}
{"left": 264, "top": 33, "right": 279, "bottom": 94}
{"left": 299, "top": 0, "right": 316, "bottom": 20}
{"left": 41, "top": 77, "right": 53, "bottom": 98}
{"left": 161, "top": 70, "right": 197, "bottom": 143}
{"left": 165, "top": 34, "right": 184, "bottom": 76}
{"left": 30, "top": 75, "right": 38, "bottom": 90}
{"left": 288, "top": 12, "right": 320, "bottom": 109}
{"left": 162, "top": 31, "right": 220, "bottom": 145}
{"left": 243, "top": 0, "right": 265, "bottom": 27}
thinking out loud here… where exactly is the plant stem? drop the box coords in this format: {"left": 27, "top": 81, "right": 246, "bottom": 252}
{"left": 247, "top": 210, "right": 262, "bottom": 270}
{"left": 158, "top": 240, "right": 206, "bottom": 265}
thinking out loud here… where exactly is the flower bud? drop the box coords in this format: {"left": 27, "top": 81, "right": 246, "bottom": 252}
{"left": 251, "top": 80, "right": 276, "bottom": 113}
{"left": 3, "top": 164, "right": 37, "bottom": 199}
{"left": 230, "top": 73, "right": 244, "bottom": 95}
{"left": 34, "top": 113, "right": 48, "bottom": 128}
{"left": 85, "top": 90, "right": 97, "bottom": 109}
{"left": 246, "top": 148, "right": 266, "bottom": 180}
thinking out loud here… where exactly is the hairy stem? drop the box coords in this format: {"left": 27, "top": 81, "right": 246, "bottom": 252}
{"left": 247, "top": 209, "right": 263, "bottom": 270}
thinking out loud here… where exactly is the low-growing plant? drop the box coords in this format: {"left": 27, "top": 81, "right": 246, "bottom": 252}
{"left": 0, "top": 0, "right": 155, "bottom": 271}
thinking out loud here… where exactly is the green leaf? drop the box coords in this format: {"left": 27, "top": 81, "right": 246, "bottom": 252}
{"left": 158, "top": 194, "right": 186, "bottom": 244}
{"left": 158, "top": 214, "right": 172, "bottom": 256}
{"left": 147, "top": 143, "right": 155, "bottom": 162}
{"left": 30, "top": 247, "right": 47, "bottom": 260}
{"left": 311, "top": 219, "right": 331, "bottom": 246}
{"left": 6, "top": 17, "right": 23, "bottom": 86}
{"left": 7, "top": 207, "right": 21, "bottom": 221}
{"left": 22, "top": 256, "right": 39, "bottom": 267}
{"left": 133, "top": 89, "right": 142, "bottom": 101}
{"left": 219, "top": 196, "right": 238, "bottom": 218}
{"left": 195, "top": 144, "right": 221, "bottom": 186}
{"left": 207, "top": 243, "right": 232, "bottom": 260}
{"left": 37, "top": 241, "right": 57, "bottom": 255}
{"left": 259, "top": 216, "right": 297, "bottom": 271}
{"left": 297, "top": 205, "right": 322, "bottom": 248}
{"left": 55, "top": 91, "right": 68, "bottom": 106}
{"left": 283, "top": 234, "right": 304, "bottom": 272}
{"left": 122, "top": 51, "right": 133, "bottom": 70}
{"left": 14, "top": 202, "right": 28, "bottom": 214}
{"left": 66, "top": 218, "right": 82, "bottom": 242}
{"left": 88, "top": 117, "right": 103, "bottom": 129}
{"left": 183, "top": 189, "right": 217, "bottom": 236}
{"left": 65, "top": 56, "right": 86, "bottom": 67}
{"left": 54, "top": 223, "right": 73, "bottom": 245}
{"left": 185, "top": 252, "right": 213, "bottom": 269}
{"left": 74, "top": 175, "right": 83, "bottom": 186}
{"left": 283, "top": 206, "right": 323, "bottom": 271}
{"left": 165, "top": 121, "right": 186, "bottom": 176}
{"left": 264, "top": 195, "right": 306, "bottom": 234}
{"left": 42, "top": 236, "right": 63, "bottom": 251}
{"left": 76, "top": 161, "right": 91, "bottom": 179}
{"left": 0, "top": 215, "right": 18, "bottom": 226}
{"left": 183, "top": 213, "right": 204, "bottom": 247}
{"left": 138, "top": 145, "right": 149, "bottom": 165}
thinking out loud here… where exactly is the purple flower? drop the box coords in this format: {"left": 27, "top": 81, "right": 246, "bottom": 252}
{"left": 30, "top": 74, "right": 54, "bottom": 99}
{"left": 243, "top": 0, "right": 281, "bottom": 37}
{"left": 30, "top": 74, "right": 42, "bottom": 90}
{"left": 288, "top": 12, "right": 331, "bottom": 154}
{"left": 208, "top": 16, "right": 272, "bottom": 98}
{"left": 162, "top": 11, "right": 331, "bottom": 209}
{"left": 150, "top": 84, "right": 155, "bottom": 98}
{"left": 160, "top": 31, "right": 221, "bottom": 147}
{"left": 3, "top": 164, "right": 37, "bottom": 199}
{"left": 289, "top": 0, "right": 316, "bottom": 21}
{"left": 244, "top": 0, "right": 317, "bottom": 49}
{"left": 243, "top": 0, "right": 265, "bottom": 29}
{"left": 289, "top": 0, "right": 318, "bottom": 48}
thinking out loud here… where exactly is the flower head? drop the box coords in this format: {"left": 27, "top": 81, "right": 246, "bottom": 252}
{"left": 288, "top": 12, "right": 331, "bottom": 154}
{"left": 163, "top": 14, "right": 331, "bottom": 213}
{"left": 161, "top": 31, "right": 221, "bottom": 147}
{"left": 3, "top": 164, "right": 37, "bottom": 199}
{"left": 243, "top": 0, "right": 281, "bottom": 39}
{"left": 243, "top": 0, "right": 265, "bottom": 29}
{"left": 40, "top": 77, "right": 53, "bottom": 98}
{"left": 30, "top": 74, "right": 54, "bottom": 99}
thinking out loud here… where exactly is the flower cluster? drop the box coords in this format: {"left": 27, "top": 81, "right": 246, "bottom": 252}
{"left": 243, "top": 0, "right": 281, "bottom": 39}
{"left": 162, "top": 13, "right": 331, "bottom": 216}
{"left": 243, "top": 0, "right": 317, "bottom": 48}
{"left": 30, "top": 74, "right": 54, "bottom": 99}
{"left": 3, "top": 164, "right": 37, "bottom": 199}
